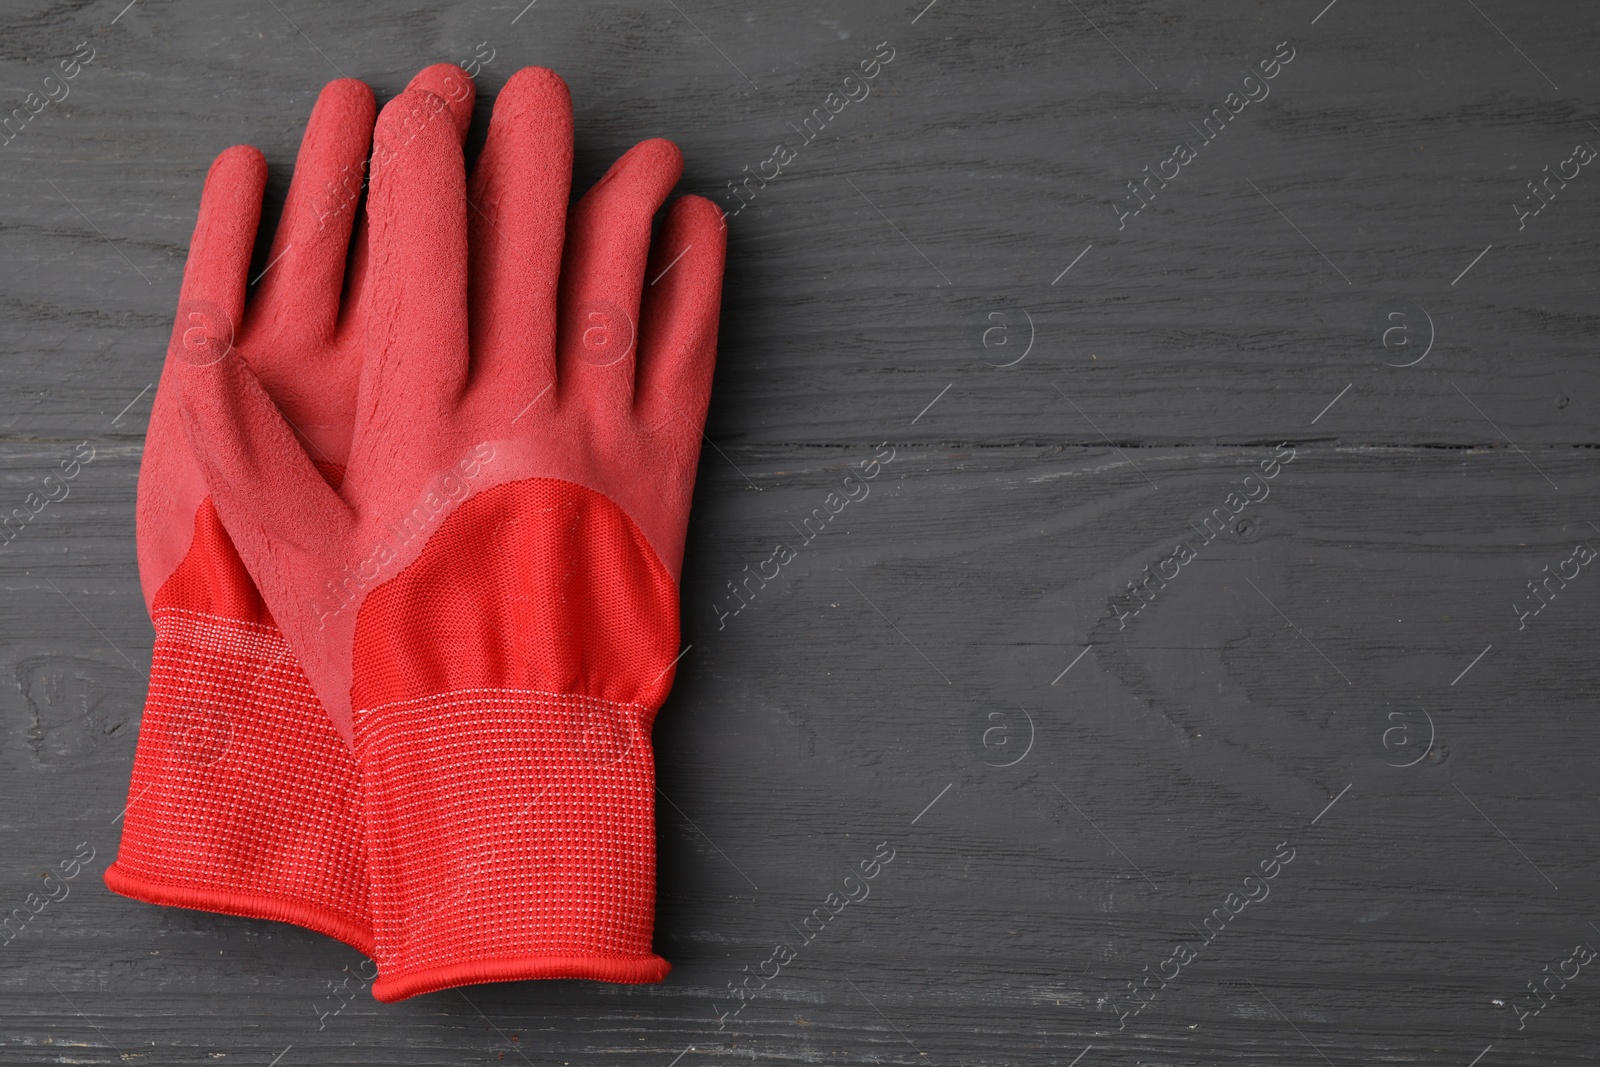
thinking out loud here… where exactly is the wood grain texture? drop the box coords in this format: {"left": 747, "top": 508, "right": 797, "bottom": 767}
{"left": 1, "top": 0, "right": 1597, "bottom": 1064}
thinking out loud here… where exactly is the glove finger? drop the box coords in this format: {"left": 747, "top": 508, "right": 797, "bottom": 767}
{"left": 337, "top": 67, "right": 472, "bottom": 331}
{"left": 555, "top": 137, "right": 681, "bottom": 414}
{"left": 634, "top": 195, "right": 726, "bottom": 434}
{"left": 465, "top": 66, "right": 573, "bottom": 416}
{"left": 171, "top": 145, "right": 265, "bottom": 369}
{"left": 362, "top": 87, "right": 470, "bottom": 413}
{"left": 251, "top": 78, "right": 375, "bottom": 343}
{"left": 334, "top": 64, "right": 473, "bottom": 328}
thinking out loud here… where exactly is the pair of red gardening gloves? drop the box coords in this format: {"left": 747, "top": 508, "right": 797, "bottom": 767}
{"left": 103, "top": 63, "right": 724, "bottom": 1002}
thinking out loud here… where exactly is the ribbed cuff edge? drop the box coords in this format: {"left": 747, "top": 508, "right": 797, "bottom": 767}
{"left": 371, "top": 951, "right": 671, "bottom": 1001}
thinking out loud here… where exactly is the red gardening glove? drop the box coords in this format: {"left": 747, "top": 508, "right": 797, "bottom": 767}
{"left": 177, "top": 67, "right": 726, "bottom": 1001}
{"left": 104, "top": 65, "right": 477, "bottom": 954}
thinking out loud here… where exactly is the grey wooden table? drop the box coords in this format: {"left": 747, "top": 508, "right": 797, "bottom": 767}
{"left": 3, "top": 1, "right": 1598, "bottom": 1063}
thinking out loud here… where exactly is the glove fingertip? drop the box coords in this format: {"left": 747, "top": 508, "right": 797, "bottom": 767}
{"left": 670, "top": 194, "right": 729, "bottom": 243}
{"left": 633, "top": 136, "right": 684, "bottom": 181}
{"left": 496, "top": 65, "right": 570, "bottom": 117}
{"left": 321, "top": 77, "right": 376, "bottom": 124}
{"left": 207, "top": 143, "right": 266, "bottom": 187}
{"left": 404, "top": 62, "right": 475, "bottom": 141}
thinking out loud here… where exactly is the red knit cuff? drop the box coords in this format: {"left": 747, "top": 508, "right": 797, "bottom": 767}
{"left": 109, "top": 609, "right": 371, "bottom": 950}
{"left": 353, "top": 687, "right": 667, "bottom": 1000}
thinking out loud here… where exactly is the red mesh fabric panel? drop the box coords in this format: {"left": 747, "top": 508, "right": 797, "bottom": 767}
{"left": 351, "top": 478, "right": 680, "bottom": 712}
{"left": 106, "top": 496, "right": 372, "bottom": 954}
{"left": 349, "top": 478, "right": 679, "bottom": 999}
